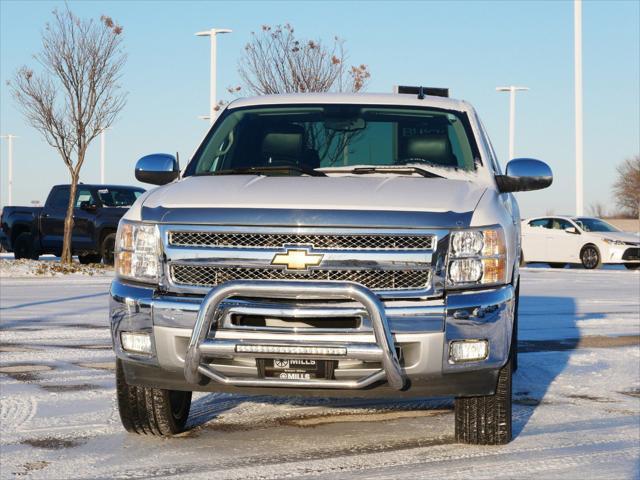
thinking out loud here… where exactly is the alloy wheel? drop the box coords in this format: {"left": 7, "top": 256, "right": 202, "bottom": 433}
{"left": 581, "top": 247, "right": 599, "bottom": 269}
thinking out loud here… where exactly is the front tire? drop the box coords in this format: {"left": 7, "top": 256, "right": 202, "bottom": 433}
{"left": 116, "top": 359, "right": 192, "bottom": 436}
{"left": 13, "top": 232, "right": 39, "bottom": 260}
{"left": 581, "top": 245, "right": 602, "bottom": 269}
{"left": 101, "top": 233, "right": 116, "bottom": 265}
{"left": 454, "top": 355, "right": 512, "bottom": 445}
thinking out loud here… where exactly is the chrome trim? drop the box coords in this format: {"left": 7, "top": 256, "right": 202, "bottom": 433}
{"left": 443, "top": 285, "right": 514, "bottom": 372}
{"left": 168, "top": 230, "right": 435, "bottom": 251}
{"left": 109, "top": 279, "right": 515, "bottom": 396}
{"left": 183, "top": 280, "right": 407, "bottom": 390}
{"left": 110, "top": 279, "right": 446, "bottom": 334}
{"left": 496, "top": 158, "right": 553, "bottom": 193}
{"left": 157, "top": 224, "right": 449, "bottom": 299}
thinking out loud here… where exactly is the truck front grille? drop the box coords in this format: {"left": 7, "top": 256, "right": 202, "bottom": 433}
{"left": 168, "top": 231, "right": 433, "bottom": 251}
{"left": 170, "top": 265, "right": 431, "bottom": 291}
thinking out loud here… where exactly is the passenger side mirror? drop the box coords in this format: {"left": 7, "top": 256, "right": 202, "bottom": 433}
{"left": 135, "top": 153, "right": 180, "bottom": 185}
{"left": 495, "top": 158, "right": 553, "bottom": 193}
{"left": 564, "top": 226, "right": 579, "bottom": 235}
{"left": 80, "top": 201, "right": 97, "bottom": 213}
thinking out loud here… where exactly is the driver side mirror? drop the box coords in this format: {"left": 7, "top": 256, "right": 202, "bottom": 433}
{"left": 495, "top": 158, "right": 553, "bottom": 193}
{"left": 135, "top": 153, "right": 180, "bottom": 185}
{"left": 564, "top": 226, "right": 579, "bottom": 235}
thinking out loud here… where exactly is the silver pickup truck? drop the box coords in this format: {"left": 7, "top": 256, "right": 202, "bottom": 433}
{"left": 110, "top": 89, "right": 552, "bottom": 444}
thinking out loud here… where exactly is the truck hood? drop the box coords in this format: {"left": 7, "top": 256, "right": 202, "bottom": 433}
{"left": 141, "top": 175, "right": 487, "bottom": 215}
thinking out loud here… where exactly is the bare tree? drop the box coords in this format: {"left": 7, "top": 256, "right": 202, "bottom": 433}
{"left": 236, "top": 24, "right": 370, "bottom": 96}
{"left": 612, "top": 156, "right": 640, "bottom": 220}
{"left": 231, "top": 24, "right": 370, "bottom": 166}
{"left": 588, "top": 202, "right": 607, "bottom": 218}
{"left": 9, "top": 7, "right": 126, "bottom": 264}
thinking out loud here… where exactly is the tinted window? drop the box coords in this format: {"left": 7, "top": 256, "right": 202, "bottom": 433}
{"left": 188, "top": 105, "right": 480, "bottom": 176}
{"left": 75, "top": 189, "right": 96, "bottom": 208}
{"left": 550, "top": 218, "right": 573, "bottom": 230}
{"left": 97, "top": 188, "right": 144, "bottom": 207}
{"left": 574, "top": 218, "right": 620, "bottom": 232}
{"left": 528, "top": 219, "right": 549, "bottom": 228}
{"left": 49, "top": 188, "right": 70, "bottom": 209}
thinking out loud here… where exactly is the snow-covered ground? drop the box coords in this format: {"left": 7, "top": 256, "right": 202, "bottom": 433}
{"left": 0, "top": 267, "right": 638, "bottom": 479}
{"left": 0, "top": 255, "right": 113, "bottom": 279}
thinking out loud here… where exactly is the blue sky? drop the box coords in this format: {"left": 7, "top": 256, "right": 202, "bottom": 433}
{"left": 1, "top": 0, "right": 638, "bottom": 217}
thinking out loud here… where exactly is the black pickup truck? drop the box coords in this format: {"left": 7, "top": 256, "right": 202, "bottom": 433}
{"left": 0, "top": 184, "right": 145, "bottom": 264}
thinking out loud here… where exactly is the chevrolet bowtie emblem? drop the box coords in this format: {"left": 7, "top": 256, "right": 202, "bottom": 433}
{"left": 271, "top": 249, "right": 324, "bottom": 271}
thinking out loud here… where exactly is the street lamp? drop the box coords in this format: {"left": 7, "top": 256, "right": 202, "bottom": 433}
{"left": 496, "top": 86, "right": 529, "bottom": 160}
{"left": 574, "top": 0, "right": 584, "bottom": 216}
{"left": 0, "top": 134, "right": 17, "bottom": 206}
{"left": 99, "top": 128, "right": 111, "bottom": 184}
{"left": 195, "top": 28, "right": 232, "bottom": 125}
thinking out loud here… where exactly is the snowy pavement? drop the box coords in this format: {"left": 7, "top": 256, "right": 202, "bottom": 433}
{"left": 0, "top": 268, "right": 638, "bottom": 479}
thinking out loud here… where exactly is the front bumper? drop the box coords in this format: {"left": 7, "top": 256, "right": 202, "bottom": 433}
{"left": 603, "top": 244, "right": 640, "bottom": 263}
{"left": 110, "top": 279, "right": 515, "bottom": 398}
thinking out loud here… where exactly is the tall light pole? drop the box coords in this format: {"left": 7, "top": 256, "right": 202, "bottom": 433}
{"left": 99, "top": 128, "right": 111, "bottom": 184}
{"left": 574, "top": 0, "right": 584, "bottom": 216}
{"left": 195, "top": 28, "right": 232, "bottom": 124}
{"left": 0, "top": 134, "right": 17, "bottom": 206}
{"left": 496, "top": 86, "right": 529, "bottom": 160}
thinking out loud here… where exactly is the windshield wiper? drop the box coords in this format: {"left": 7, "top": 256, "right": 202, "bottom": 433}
{"left": 346, "top": 165, "right": 444, "bottom": 178}
{"left": 204, "top": 165, "right": 327, "bottom": 177}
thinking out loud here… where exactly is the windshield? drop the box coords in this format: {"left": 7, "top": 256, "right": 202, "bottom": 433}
{"left": 186, "top": 104, "right": 480, "bottom": 176}
{"left": 574, "top": 217, "right": 620, "bottom": 232}
{"left": 97, "top": 188, "right": 144, "bottom": 207}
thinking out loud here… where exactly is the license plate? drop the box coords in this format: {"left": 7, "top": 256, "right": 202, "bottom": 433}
{"left": 258, "top": 358, "right": 336, "bottom": 380}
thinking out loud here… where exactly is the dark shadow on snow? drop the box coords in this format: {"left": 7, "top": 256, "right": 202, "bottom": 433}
{"left": 511, "top": 293, "right": 602, "bottom": 438}
{"left": 0, "top": 291, "right": 108, "bottom": 311}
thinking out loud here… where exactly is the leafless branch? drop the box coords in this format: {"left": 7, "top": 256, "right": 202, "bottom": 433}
{"left": 9, "top": 6, "right": 127, "bottom": 263}
{"left": 612, "top": 155, "right": 640, "bottom": 220}
{"left": 235, "top": 24, "right": 370, "bottom": 96}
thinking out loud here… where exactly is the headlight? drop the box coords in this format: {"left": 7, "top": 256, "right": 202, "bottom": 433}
{"left": 447, "top": 228, "right": 507, "bottom": 286}
{"left": 603, "top": 238, "right": 625, "bottom": 246}
{"left": 115, "top": 221, "right": 160, "bottom": 282}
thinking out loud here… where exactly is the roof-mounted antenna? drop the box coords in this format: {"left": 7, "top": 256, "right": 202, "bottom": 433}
{"left": 417, "top": 86, "right": 425, "bottom": 100}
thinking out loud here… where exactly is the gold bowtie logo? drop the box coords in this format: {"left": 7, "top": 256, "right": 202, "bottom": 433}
{"left": 271, "top": 249, "right": 324, "bottom": 271}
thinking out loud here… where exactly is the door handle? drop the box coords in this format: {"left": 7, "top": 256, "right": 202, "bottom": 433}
{"left": 41, "top": 213, "right": 49, "bottom": 218}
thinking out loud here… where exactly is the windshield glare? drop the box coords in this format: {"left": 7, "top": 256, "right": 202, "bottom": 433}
{"left": 575, "top": 218, "right": 620, "bottom": 232}
{"left": 188, "top": 105, "right": 479, "bottom": 176}
{"left": 97, "top": 188, "right": 144, "bottom": 207}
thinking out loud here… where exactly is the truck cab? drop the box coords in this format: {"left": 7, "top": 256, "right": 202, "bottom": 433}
{"left": 110, "top": 90, "right": 552, "bottom": 443}
{"left": 1, "top": 184, "right": 144, "bottom": 263}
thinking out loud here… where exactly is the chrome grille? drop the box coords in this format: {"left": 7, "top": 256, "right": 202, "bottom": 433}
{"left": 170, "top": 265, "right": 430, "bottom": 291}
{"left": 168, "top": 231, "right": 433, "bottom": 250}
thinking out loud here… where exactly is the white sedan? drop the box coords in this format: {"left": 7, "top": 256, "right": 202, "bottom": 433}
{"left": 521, "top": 216, "right": 640, "bottom": 269}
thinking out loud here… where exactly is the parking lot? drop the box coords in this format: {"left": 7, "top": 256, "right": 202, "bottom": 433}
{"left": 0, "top": 266, "right": 638, "bottom": 479}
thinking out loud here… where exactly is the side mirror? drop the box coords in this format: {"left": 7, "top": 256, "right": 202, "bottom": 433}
{"left": 564, "top": 226, "right": 579, "bottom": 235}
{"left": 80, "top": 201, "right": 97, "bottom": 213}
{"left": 495, "top": 158, "right": 553, "bottom": 193}
{"left": 135, "top": 153, "right": 179, "bottom": 185}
